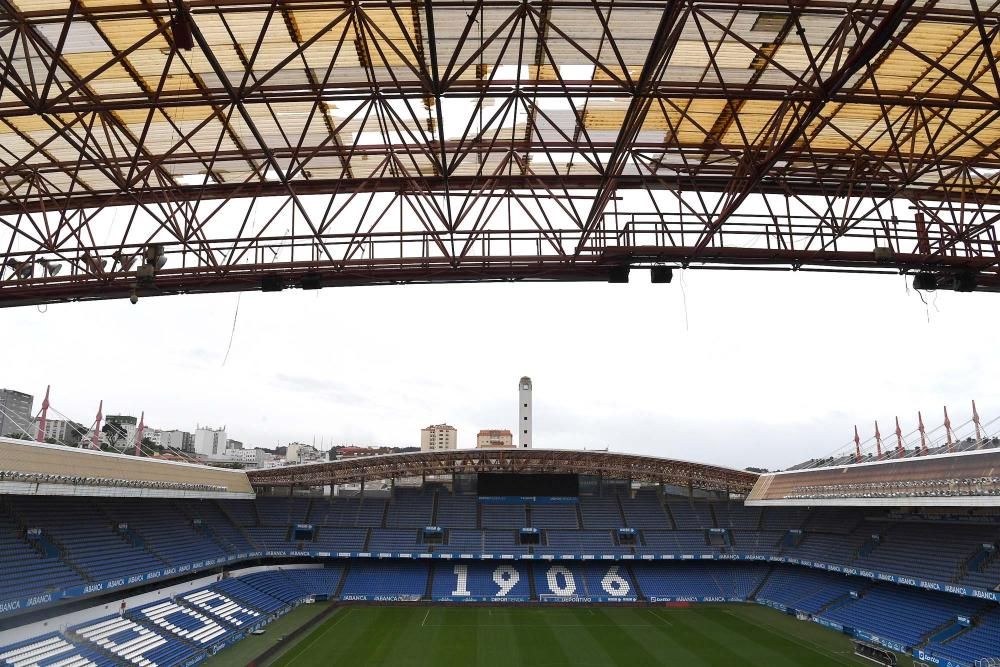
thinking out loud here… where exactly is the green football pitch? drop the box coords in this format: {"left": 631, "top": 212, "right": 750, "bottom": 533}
{"left": 263, "top": 604, "right": 911, "bottom": 667}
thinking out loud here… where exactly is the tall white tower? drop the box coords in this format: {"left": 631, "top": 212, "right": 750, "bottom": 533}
{"left": 518, "top": 376, "right": 532, "bottom": 448}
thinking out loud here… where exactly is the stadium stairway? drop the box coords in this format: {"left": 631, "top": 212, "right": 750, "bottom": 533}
{"left": 527, "top": 563, "right": 538, "bottom": 600}
{"left": 614, "top": 495, "right": 628, "bottom": 527}
{"left": 61, "top": 626, "right": 131, "bottom": 665}
{"left": 430, "top": 491, "right": 439, "bottom": 527}
{"left": 189, "top": 518, "right": 232, "bottom": 555}
{"left": 747, "top": 568, "right": 773, "bottom": 600}
{"left": 44, "top": 538, "right": 111, "bottom": 588}
{"left": 424, "top": 566, "right": 435, "bottom": 600}
{"left": 26, "top": 530, "right": 59, "bottom": 559}
{"left": 820, "top": 591, "right": 863, "bottom": 614}
{"left": 708, "top": 504, "right": 720, "bottom": 529}
{"left": 624, "top": 564, "right": 646, "bottom": 601}
{"left": 932, "top": 604, "right": 997, "bottom": 647}
{"left": 213, "top": 500, "right": 260, "bottom": 550}
{"left": 117, "top": 525, "right": 172, "bottom": 567}
{"left": 124, "top": 606, "right": 205, "bottom": 660}
{"left": 959, "top": 543, "right": 997, "bottom": 583}
{"left": 815, "top": 578, "right": 879, "bottom": 614}
{"left": 334, "top": 562, "right": 350, "bottom": 599}
{"left": 921, "top": 618, "right": 972, "bottom": 647}
{"left": 856, "top": 534, "right": 881, "bottom": 560}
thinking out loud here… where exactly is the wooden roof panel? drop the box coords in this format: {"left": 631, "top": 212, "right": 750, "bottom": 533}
{"left": 1, "top": 0, "right": 998, "bottom": 216}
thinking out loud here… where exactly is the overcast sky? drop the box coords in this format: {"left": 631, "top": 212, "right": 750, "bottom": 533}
{"left": 1, "top": 269, "right": 995, "bottom": 470}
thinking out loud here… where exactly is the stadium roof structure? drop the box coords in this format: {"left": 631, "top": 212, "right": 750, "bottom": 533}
{"left": 246, "top": 448, "right": 760, "bottom": 493}
{"left": 747, "top": 448, "right": 1000, "bottom": 506}
{"left": 2, "top": 0, "right": 1000, "bottom": 306}
{"left": 0, "top": 436, "right": 256, "bottom": 498}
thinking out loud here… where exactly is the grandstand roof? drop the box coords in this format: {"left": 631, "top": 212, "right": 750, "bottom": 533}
{"left": 246, "top": 448, "right": 759, "bottom": 493}
{"left": 3, "top": 0, "right": 1000, "bottom": 305}
{"left": 746, "top": 448, "right": 1000, "bottom": 507}
{"left": 0, "top": 437, "right": 255, "bottom": 498}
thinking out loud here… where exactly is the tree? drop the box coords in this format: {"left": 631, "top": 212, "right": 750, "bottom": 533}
{"left": 102, "top": 421, "right": 127, "bottom": 450}
{"left": 67, "top": 422, "right": 89, "bottom": 447}
{"left": 141, "top": 437, "right": 163, "bottom": 453}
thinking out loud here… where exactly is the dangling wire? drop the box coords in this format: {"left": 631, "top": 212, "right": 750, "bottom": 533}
{"left": 222, "top": 293, "right": 242, "bottom": 366}
{"left": 679, "top": 269, "right": 690, "bottom": 332}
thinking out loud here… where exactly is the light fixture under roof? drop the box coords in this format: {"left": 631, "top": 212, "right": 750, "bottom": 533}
{"left": 38, "top": 258, "right": 62, "bottom": 277}
{"left": 4, "top": 258, "right": 32, "bottom": 280}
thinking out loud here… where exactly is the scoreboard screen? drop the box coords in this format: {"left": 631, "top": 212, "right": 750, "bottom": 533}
{"left": 477, "top": 473, "right": 579, "bottom": 497}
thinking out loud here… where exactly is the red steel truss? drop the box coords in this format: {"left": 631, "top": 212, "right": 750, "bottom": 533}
{"left": 246, "top": 448, "right": 760, "bottom": 493}
{"left": 3, "top": 0, "right": 1000, "bottom": 306}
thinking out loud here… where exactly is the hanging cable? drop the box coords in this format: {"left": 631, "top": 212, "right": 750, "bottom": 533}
{"left": 679, "top": 269, "right": 690, "bottom": 332}
{"left": 222, "top": 293, "right": 242, "bottom": 366}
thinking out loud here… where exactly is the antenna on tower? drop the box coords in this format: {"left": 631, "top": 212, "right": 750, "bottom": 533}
{"left": 91, "top": 401, "right": 103, "bottom": 450}
{"left": 874, "top": 420, "right": 883, "bottom": 459}
{"left": 944, "top": 406, "right": 954, "bottom": 453}
{"left": 918, "top": 411, "right": 928, "bottom": 455}
{"left": 894, "top": 417, "right": 905, "bottom": 458}
{"left": 35, "top": 385, "right": 50, "bottom": 443}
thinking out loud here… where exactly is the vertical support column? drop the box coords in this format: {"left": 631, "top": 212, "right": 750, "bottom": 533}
{"left": 91, "top": 400, "right": 103, "bottom": 450}
{"left": 944, "top": 406, "right": 954, "bottom": 453}
{"left": 894, "top": 417, "right": 905, "bottom": 459}
{"left": 134, "top": 411, "right": 145, "bottom": 457}
{"left": 972, "top": 400, "right": 983, "bottom": 445}
{"left": 35, "top": 386, "right": 50, "bottom": 443}
{"left": 918, "top": 411, "right": 928, "bottom": 455}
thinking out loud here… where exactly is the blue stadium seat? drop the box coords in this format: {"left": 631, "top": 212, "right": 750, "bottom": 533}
{"left": 340, "top": 561, "right": 428, "bottom": 600}
{"left": 431, "top": 561, "right": 531, "bottom": 601}
{"left": 0, "top": 631, "right": 116, "bottom": 667}
{"left": 435, "top": 494, "right": 477, "bottom": 528}
{"left": 823, "top": 585, "right": 982, "bottom": 649}
{"left": 631, "top": 562, "right": 768, "bottom": 600}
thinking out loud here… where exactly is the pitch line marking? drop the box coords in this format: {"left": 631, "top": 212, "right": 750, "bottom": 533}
{"left": 283, "top": 607, "right": 352, "bottom": 666}
{"left": 421, "top": 608, "right": 431, "bottom": 626}
{"left": 721, "top": 610, "right": 855, "bottom": 667}
{"left": 647, "top": 609, "right": 673, "bottom": 626}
